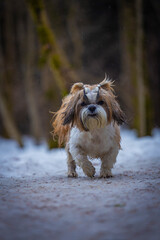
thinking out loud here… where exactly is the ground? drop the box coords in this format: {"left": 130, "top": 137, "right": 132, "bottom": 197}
{"left": 0, "top": 129, "right": 160, "bottom": 240}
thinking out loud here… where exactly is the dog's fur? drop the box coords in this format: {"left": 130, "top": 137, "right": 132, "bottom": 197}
{"left": 52, "top": 77, "right": 125, "bottom": 178}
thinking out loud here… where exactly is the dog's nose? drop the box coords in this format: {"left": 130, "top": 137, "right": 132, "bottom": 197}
{"left": 88, "top": 105, "right": 96, "bottom": 113}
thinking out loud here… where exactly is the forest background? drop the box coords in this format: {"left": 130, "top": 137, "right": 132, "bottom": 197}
{"left": 0, "top": 0, "right": 160, "bottom": 148}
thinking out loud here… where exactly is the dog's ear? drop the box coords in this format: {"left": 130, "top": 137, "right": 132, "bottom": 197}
{"left": 70, "top": 82, "right": 84, "bottom": 94}
{"left": 63, "top": 93, "right": 80, "bottom": 125}
{"left": 112, "top": 100, "right": 126, "bottom": 125}
{"left": 99, "top": 74, "right": 114, "bottom": 91}
{"left": 62, "top": 83, "right": 83, "bottom": 125}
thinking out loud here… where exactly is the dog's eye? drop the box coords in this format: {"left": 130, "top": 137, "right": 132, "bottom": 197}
{"left": 81, "top": 102, "right": 87, "bottom": 106}
{"left": 97, "top": 100, "right": 104, "bottom": 105}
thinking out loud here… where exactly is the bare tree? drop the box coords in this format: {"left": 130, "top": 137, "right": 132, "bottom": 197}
{"left": 136, "top": 0, "right": 146, "bottom": 136}
{"left": 22, "top": 15, "right": 43, "bottom": 143}
{"left": 67, "top": 0, "right": 83, "bottom": 68}
{"left": 0, "top": 93, "right": 23, "bottom": 147}
{"left": 0, "top": 1, "right": 23, "bottom": 146}
{"left": 119, "top": 0, "right": 152, "bottom": 136}
{"left": 27, "top": 0, "right": 79, "bottom": 96}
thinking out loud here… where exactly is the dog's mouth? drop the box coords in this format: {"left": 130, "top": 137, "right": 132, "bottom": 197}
{"left": 88, "top": 113, "right": 97, "bottom": 117}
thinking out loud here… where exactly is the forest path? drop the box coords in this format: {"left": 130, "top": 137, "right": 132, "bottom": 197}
{"left": 0, "top": 130, "right": 160, "bottom": 240}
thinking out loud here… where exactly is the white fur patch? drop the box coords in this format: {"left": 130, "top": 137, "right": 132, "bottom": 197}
{"left": 85, "top": 87, "right": 99, "bottom": 103}
{"left": 69, "top": 123, "right": 119, "bottom": 160}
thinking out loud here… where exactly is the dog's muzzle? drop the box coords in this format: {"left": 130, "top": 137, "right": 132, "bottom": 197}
{"left": 88, "top": 104, "right": 97, "bottom": 117}
{"left": 80, "top": 105, "right": 107, "bottom": 131}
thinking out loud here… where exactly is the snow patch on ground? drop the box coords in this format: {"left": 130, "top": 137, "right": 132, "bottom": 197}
{"left": 0, "top": 128, "right": 160, "bottom": 178}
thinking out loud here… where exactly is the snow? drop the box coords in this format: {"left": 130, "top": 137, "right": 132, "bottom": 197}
{"left": 0, "top": 129, "right": 160, "bottom": 240}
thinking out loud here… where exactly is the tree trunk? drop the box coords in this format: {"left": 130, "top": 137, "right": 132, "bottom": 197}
{"left": 136, "top": 0, "right": 146, "bottom": 136}
{"left": 27, "top": 0, "right": 79, "bottom": 96}
{"left": 119, "top": 0, "right": 152, "bottom": 136}
{"left": 23, "top": 15, "right": 43, "bottom": 143}
{"left": 67, "top": 0, "right": 83, "bottom": 68}
{"left": 0, "top": 0, "right": 23, "bottom": 147}
{"left": 0, "top": 93, "right": 23, "bottom": 147}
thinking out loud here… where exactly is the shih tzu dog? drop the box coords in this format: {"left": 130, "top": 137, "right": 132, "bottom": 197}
{"left": 52, "top": 76, "right": 125, "bottom": 178}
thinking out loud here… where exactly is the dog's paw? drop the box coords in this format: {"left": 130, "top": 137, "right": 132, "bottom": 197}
{"left": 82, "top": 161, "right": 95, "bottom": 178}
{"left": 100, "top": 169, "right": 113, "bottom": 178}
{"left": 68, "top": 171, "right": 78, "bottom": 178}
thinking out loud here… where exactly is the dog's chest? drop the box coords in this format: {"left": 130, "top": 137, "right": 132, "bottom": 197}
{"left": 69, "top": 125, "right": 117, "bottom": 157}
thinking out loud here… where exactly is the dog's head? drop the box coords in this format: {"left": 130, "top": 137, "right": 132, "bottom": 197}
{"left": 62, "top": 77, "right": 125, "bottom": 131}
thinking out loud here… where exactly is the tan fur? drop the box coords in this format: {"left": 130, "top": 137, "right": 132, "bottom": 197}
{"left": 115, "top": 124, "right": 121, "bottom": 149}
{"left": 52, "top": 95, "right": 72, "bottom": 146}
{"left": 52, "top": 88, "right": 84, "bottom": 146}
{"left": 70, "top": 82, "right": 84, "bottom": 94}
{"left": 99, "top": 78, "right": 114, "bottom": 92}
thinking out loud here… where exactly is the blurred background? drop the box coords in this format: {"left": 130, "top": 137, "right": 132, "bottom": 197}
{"left": 0, "top": 0, "right": 160, "bottom": 148}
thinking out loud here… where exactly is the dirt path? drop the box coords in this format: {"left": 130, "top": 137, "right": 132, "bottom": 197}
{"left": 0, "top": 168, "right": 160, "bottom": 240}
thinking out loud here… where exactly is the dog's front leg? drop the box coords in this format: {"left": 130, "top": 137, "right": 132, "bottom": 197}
{"left": 80, "top": 157, "right": 95, "bottom": 178}
{"left": 66, "top": 144, "right": 78, "bottom": 177}
{"left": 100, "top": 148, "right": 118, "bottom": 178}
{"left": 70, "top": 145, "right": 95, "bottom": 178}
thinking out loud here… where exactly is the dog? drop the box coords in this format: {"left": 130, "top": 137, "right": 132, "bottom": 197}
{"left": 52, "top": 76, "right": 125, "bottom": 178}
